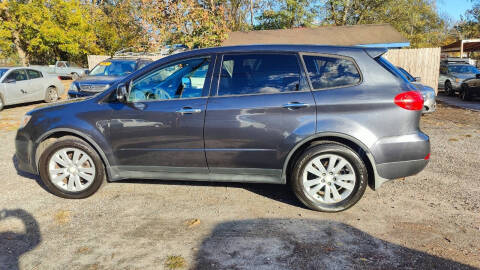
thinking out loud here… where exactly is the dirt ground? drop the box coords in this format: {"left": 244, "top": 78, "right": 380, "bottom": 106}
{"left": 0, "top": 88, "right": 479, "bottom": 269}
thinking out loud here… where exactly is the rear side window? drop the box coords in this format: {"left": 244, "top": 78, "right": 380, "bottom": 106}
{"left": 217, "top": 54, "right": 304, "bottom": 96}
{"left": 303, "top": 55, "right": 361, "bottom": 89}
{"left": 27, "top": 69, "right": 43, "bottom": 79}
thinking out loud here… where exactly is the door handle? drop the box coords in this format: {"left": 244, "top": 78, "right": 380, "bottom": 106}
{"left": 176, "top": 107, "right": 202, "bottom": 114}
{"left": 282, "top": 102, "right": 308, "bottom": 110}
{"left": 21, "top": 89, "right": 27, "bottom": 94}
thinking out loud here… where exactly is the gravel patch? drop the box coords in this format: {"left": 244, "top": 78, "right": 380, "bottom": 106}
{"left": 0, "top": 102, "right": 479, "bottom": 269}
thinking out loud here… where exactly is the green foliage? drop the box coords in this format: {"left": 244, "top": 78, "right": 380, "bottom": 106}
{"left": 0, "top": 0, "right": 464, "bottom": 64}
{"left": 456, "top": 0, "right": 480, "bottom": 39}
{"left": 255, "top": 0, "right": 318, "bottom": 30}
{"left": 322, "top": 0, "right": 447, "bottom": 47}
{"left": 1, "top": 0, "right": 100, "bottom": 65}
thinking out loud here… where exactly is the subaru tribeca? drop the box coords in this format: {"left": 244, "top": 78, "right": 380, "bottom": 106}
{"left": 15, "top": 45, "right": 430, "bottom": 212}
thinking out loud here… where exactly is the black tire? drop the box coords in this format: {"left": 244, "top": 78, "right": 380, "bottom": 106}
{"left": 460, "top": 85, "right": 471, "bottom": 101}
{"left": 38, "top": 136, "right": 105, "bottom": 199}
{"left": 444, "top": 81, "right": 455, "bottom": 96}
{"left": 44, "top": 86, "right": 58, "bottom": 103}
{"left": 290, "top": 142, "right": 368, "bottom": 212}
{"left": 0, "top": 95, "right": 4, "bottom": 111}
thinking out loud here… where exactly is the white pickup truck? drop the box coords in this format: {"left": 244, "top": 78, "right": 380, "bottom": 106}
{"left": 30, "top": 61, "right": 88, "bottom": 79}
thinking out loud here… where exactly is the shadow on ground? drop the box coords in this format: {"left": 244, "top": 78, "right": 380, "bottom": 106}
{"left": 193, "top": 219, "right": 476, "bottom": 270}
{"left": 118, "top": 179, "right": 305, "bottom": 209}
{"left": 0, "top": 209, "right": 41, "bottom": 270}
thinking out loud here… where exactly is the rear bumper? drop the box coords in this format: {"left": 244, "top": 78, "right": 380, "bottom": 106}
{"left": 372, "top": 131, "right": 430, "bottom": 182}
{"left": 376, "top": 159, "right": 428, "bottom": 179}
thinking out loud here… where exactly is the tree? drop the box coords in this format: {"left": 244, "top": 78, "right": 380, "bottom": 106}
{"left": 456, "top": 0, "right": 480, "bottom": 39}
{"left": 90, "top": 0, "right": 149, "bottom": 55}
{"left": 140, "top": 0, "right": 230, "bottom": 49}
{"left": 322, "top": 0, "right": 447, "bottom": 48}
{"left": 0, "top": 0, "right": 100, "bottom": 65}
{"left": 255, "top": 0, "right": 319, "bottom": 30}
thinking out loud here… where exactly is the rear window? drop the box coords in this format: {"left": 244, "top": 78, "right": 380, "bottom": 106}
{"left": 217, "top": 53, "right": 306, "bottom": 96}
{"left": 27, "top": 69, "right": 43, "bottom": 79}
{"left": 302, "top": 55, "right": 361, "bottom": 89}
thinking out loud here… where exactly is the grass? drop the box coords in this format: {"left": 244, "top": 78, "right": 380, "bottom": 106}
{"left": 164, "top": 255, "right": 186, "bottom": 269}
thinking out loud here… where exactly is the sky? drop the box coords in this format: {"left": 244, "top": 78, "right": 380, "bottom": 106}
{"left": 437, "top": 0, "right": 473, "bottom": 21}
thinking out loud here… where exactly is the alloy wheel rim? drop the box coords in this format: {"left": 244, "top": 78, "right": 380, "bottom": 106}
{"left": 49, "top": 89, "right": 58, "bottom": 101}
{"left": 302, "top": 154, "right": 356, "bottom": 204}
{"left": 48, "top": 147, "right": 96, "bottom": 192}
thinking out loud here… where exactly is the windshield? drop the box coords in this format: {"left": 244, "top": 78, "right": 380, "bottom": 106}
{"left": 89, "top": 60, "right": 136, "bottom": 76}
{"left": 448, "top": 65, "right": 479, "bottom": 74}
{"left": 0, "top": 68, "right": 9, "bottom": 78}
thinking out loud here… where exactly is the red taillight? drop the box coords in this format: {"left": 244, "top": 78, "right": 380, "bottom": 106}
{"left": 394, "top": 91, "right": 424, "bottom": 111}
{"left": 424, "top": 153, "right": 430, "bottom": 160}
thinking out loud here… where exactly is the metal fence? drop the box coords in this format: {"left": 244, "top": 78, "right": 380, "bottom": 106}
{"left": 384, "top": 47, "right": 441, "bottom": 93}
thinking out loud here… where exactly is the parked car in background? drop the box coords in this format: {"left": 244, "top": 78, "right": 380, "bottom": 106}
{"left": 68, "top": 57, "right": 152, "bottom": 98}
{"left": 0, "top": 67, "right": 64, "bottom": 111}
{"left": 397, "top": 66, "right": 436, "bottom": 113}
{"left": 15, "top": 45, "right": 430, "bottom": 212}
{"left": 30, "top": 61, "right": 87, "bottom": 80}
{"left": 439, "top": 60, "right": 480, "bottom": 100}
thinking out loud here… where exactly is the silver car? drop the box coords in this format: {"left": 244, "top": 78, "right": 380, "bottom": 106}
{"left": 439, "top": 61, "right": 480, "bottom": 99}
{"left": 397, "top": 67, "right": 436, "bottom": 113}
{"left": 0, "top": 67, "right": 64, "bottom": 111}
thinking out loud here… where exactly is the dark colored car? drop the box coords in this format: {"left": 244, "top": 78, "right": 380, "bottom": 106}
{"left": 15, "top": 45, "right": 430, "bottom": 212}
{"left": 68, "top": 58, "right": 152, "bottom": 98}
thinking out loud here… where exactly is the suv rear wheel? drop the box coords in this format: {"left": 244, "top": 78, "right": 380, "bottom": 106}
{"left": 291, "top": 142, "right": 368, "bottom": 212}
{"left": 38, "top": 136, "right": 105, "bottom": 199}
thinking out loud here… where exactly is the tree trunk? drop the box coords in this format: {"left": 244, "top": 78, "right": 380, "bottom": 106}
{"left": 12, "top": 31, "right": 27, "bottom": 66}
{"left": 250, "top": 0, "right": 254, "bottom": 27}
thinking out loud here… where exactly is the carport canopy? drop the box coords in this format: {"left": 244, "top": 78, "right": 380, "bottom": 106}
{"left": 441, "top": 39, "right": 480, "bottom": 56}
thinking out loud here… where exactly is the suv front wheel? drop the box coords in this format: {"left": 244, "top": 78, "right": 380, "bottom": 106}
{"left": 291, "top": 142, "right": 368, "bottom": 212}
{"left": 38, "top": 136, "right": 105, "bottom": 199}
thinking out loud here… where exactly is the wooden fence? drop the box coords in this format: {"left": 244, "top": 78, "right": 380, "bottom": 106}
{"left": 384, "top": 47, "right": 441, "bottom": 93}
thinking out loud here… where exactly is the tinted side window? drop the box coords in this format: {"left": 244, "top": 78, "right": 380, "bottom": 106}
{"left": 303, "top": 55, "right": 361, "bottom": 89}
{"left": 6, "top": 70, "right": 28, "bottom": 81}
{"left": 27, "top": 69, "right": 42, "bottom": 79}
{"left": 129, "top": 57, "right": 210, "bottom": 102}
{"left": 217, "top": 54, "right": 302, "bottom": 96}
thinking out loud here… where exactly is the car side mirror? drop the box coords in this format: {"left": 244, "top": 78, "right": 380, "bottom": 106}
{"left": 5, "top": 78, "right": 16, "bottom": 83}
{"left": 84, "top": 70, "right": 89, "bottom": 75}
{"left": 116, "top": 84, "right": 128, "bottom": 102}
{"left": 414, "top": 77, "right": 421, "bottom": 82}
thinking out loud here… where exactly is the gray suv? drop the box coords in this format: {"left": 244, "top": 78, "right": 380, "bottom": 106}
{"left": 15, "top": 45, "right": 430, "bottom": 212}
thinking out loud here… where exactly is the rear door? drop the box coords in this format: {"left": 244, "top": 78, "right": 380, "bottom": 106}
{"left": 26, "top": 69, "right": 45, "bottom": 101}
{"left": 204, "top": 53, "right": 316, "bottom": 178}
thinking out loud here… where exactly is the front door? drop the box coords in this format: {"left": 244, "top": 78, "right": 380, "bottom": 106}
{"left": 3, "top": 69, "right": 30, "bottom": 105}
{"left": 204, "top": 53, "right": 316, "bottom": 178}
{"left": 108, "top": 55, "right": 214, "bottom": 174}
